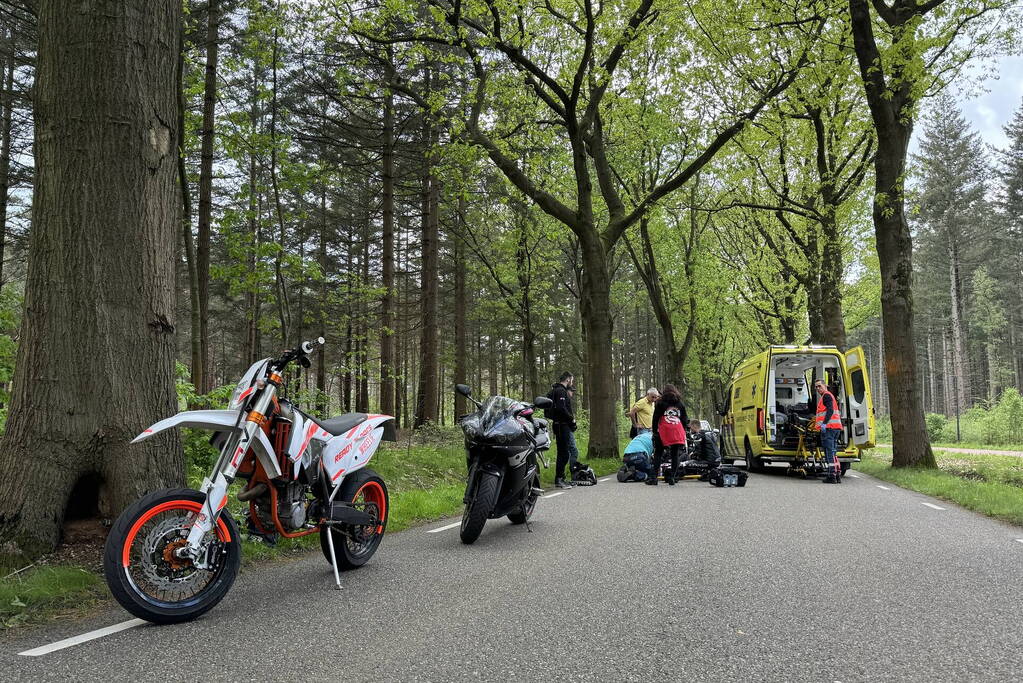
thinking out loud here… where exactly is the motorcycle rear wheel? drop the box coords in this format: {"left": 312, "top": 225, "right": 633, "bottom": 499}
{"left": 320, "top": 468, "right": 389, "bottom": 569}
{"left": 507, "top": 474, "right": 540, "bottom": 525}
{"left": 103, "top": 488, "right": 240, "bottom": 624}
{"left": 460, "top": 474, "right": 499, "bottom": 544}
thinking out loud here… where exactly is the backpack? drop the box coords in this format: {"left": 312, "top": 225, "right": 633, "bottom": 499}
{"left": 570, "top": 461, "right": 597, "bottom": 485}
{"left": 543, "top": 388, "right": 557, "bottom": 420}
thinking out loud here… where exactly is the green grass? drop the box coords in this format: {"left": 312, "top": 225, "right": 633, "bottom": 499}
{"left": 857, "top": 448, "right": 1023, "bottom": 527}
{"left": 0, "top": 566, "right": 106, "bottom": 628}
{"left": 929, "top": 441, "right": 1023, "bottom": 452}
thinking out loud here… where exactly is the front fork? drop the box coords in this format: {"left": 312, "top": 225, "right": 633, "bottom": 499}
{"left": 182, "top": 388, "right": 276, "bottom": 563}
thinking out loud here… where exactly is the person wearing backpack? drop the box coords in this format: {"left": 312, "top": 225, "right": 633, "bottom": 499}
{"left": 646, "top": 384, "right": 688, "bottom": 486}
{"left": 546, "top": 371, "right": 575, "bottom": 489}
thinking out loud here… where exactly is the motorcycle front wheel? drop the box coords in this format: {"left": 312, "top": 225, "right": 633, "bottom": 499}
{"left": 103, "top": 488, "right": 240, "bottom": 624}
{"left": 460, "top": 474, "right": 499, "bottom": 544}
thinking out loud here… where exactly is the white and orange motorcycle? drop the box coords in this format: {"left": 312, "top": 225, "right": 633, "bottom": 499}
{"left": 103, "top": 338, "right": 395, "bottom": 623}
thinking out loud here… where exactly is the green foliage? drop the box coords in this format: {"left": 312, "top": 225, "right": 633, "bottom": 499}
{"left": 977, "top": 389, "right": 1023, "bottom": 447}
{"left": 925, "top": 413, "right": 949, "bottom": 442}
{"left": 0, "top": 287, "right": 21, "bottom": 433}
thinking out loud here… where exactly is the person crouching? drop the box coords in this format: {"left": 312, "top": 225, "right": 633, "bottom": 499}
{"left": 647, "top": 384, "right": 688, "bottom": 486}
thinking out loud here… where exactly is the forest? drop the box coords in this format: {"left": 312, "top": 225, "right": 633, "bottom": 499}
{"left": 0, "top": 0, "right": 1021, "bottom": 557}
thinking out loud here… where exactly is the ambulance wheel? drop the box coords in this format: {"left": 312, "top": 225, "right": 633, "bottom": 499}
{"left": 840, "top": 463, "right": 851, "bottom": 475}
{"left": 744, "top": 442, "right": 764, "bottom": 473}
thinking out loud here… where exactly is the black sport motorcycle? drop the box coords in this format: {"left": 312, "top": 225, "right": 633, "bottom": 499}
{"left": 454, "top": 384, "right": 552, "bottom": 544}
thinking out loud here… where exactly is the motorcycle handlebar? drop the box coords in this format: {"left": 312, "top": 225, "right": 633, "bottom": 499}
{"left": 301, "top": 337, "right": 326, "bottom": 355}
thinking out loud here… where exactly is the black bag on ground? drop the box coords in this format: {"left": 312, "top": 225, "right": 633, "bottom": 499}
{"left": 570, "top": 461, "right": 597, "bottom": 486}
{"left": 708, "top": 465, "right": 747, "bottom": 488}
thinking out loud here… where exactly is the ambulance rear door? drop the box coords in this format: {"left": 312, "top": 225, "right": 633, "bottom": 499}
{"left": 843, "top": 346, "right": 876, "bottom": 448}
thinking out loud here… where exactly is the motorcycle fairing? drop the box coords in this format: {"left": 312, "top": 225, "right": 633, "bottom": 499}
{"left": 133, "top": 409, "right": 282, "bottom": 479}
{"left": 319, "top": 415, "right": 394, "bottom": 484}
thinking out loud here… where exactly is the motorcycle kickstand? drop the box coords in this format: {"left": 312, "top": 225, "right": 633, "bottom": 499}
{"left": 324, "top": 526, "right": 342, "bottom": 590}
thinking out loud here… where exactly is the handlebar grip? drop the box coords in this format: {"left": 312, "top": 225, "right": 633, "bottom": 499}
{"left": 301, "top": 337, "right": 326, "bottom": 354}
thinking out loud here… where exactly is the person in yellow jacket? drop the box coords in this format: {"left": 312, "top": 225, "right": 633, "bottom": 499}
{"left": 814, "top": 379, "right": 843, "bottom": 484}
{"left": 628, "top": 388, "right": 659, "bottom": 434}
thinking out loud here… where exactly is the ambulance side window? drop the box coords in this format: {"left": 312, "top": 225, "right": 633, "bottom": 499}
{"left": 851, "top": 369, "right": 866, "bottom": 404}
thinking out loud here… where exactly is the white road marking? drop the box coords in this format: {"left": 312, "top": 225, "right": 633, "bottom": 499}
{"left": 847, "top": 473, "right": 860, "bottom": 479}
{"left": 426, "top": 522, "right": 461, "bottom": 534}
{"left": 1016, "top": 539, "right": 1023, "bottom": 545}
{"left": 876, "top": 485, "right": 891, "bottom": 490}
{"left": 599, "top": 477, "right": 612, "bottom": 482}
{"left": 19, "top": 618, "right": 146, "bottom": 657}
{"left": 921, "top": 502, "right": 946, "bottom": 510}
{"left": 543, "top": 491, "right": 566, "bottom": 499}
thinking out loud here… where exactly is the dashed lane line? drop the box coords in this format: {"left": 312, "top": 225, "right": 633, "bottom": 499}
{"left": 426, "top": 521, "right": 461, "bottom": 534}
{"left": 876, "top": 485, "right": 891, "bottom": 490}
{"left": 1015, "top": 539, "right": 1023, "bottom": 545}
{"left": 543, "top": 491, "right": 566, "bottom": 499}
{"left": 921, "top": 502, "right": 946, "bottom": 510}
{"left": 18, "top": 619, "right": 146, "bottom": 657}
{"left": 847, "top": 473, "right": 861, "bottom": 479}
{"left": 599, "top": 477, "right": 612, "bottom": 482}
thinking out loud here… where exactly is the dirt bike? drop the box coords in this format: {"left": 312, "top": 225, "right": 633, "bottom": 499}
{"left": 102, "top": 338, "right": 396, "bottom": 624}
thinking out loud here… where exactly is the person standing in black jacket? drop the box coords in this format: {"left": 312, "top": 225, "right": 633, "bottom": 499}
{"left": 647, "top": 384, "right": 689, "bottom": 486}
{"left": 548, "top": 372, "right": 575, "bottom": 488}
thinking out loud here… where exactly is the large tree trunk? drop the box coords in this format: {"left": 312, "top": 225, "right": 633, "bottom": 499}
{"left": 849, "top": 0, "right": 934, "bottom": 467}
{"left": 195, "top": 0, "right": 219, "bottom": 393}
{"left": 578, "top": 234, "right": 619, "bottom": 458}
{"left": 0, "top": 0, "right": 183, "bottom": 558}
{"left": 873, "top": 128, "right": 935, "bottom": 467}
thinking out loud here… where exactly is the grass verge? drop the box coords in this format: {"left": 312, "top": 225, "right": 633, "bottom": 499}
{"left": 858, "top": 448, "right": 1023, "bottom": 527}
{"left": 3, "top": 428, "right": 626, "bottom": 628}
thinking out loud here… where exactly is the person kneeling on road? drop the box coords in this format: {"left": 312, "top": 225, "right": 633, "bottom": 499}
{"left": 618, "top": 431, "right": 654, "bottom": 482}
{"left": 687, "top": 420, "right": 721, "bottom": 465}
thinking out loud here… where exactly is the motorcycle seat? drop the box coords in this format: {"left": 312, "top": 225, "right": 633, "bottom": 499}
{"left": 310, "top": 412, "right": 368, "bottom": 436}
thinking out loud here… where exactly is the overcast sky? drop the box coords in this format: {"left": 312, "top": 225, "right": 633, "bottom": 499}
{"left": 944, "top": 55, "right": 1023, "bottom": 150}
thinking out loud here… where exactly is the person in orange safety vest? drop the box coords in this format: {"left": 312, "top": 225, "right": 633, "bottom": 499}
{"left": 814, "top": 378, "right": 843, "bottom": 483}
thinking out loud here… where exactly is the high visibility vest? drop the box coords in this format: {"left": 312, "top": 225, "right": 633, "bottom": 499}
{"left": 816, "top": 390, "right": 843, "bottom": 430}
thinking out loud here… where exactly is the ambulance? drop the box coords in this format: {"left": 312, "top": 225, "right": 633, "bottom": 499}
{"left": 719, "top": 345, "right": 876, "bottom": 473}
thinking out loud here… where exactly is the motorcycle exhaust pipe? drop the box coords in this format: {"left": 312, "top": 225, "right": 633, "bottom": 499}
{"left": 237, "top": 482, "right": 268, "bottom": 502}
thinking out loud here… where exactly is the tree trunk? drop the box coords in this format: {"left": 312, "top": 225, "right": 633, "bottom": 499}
{"left": 0, "top": 35, "right": 15, "bottom": 290}
{"left": 379, "top": 88, "right": 396, "bottom": 419}
{"left": 0, "top": 0, "right": 183, "bottom": 558}
{"left": 316, "top": 188, "right": 328, "bottom": 416}
{"left": 578, "top": 234, "right": 619, "bottom": 458}
{"left": 819, "top": 213, "right": 848, "bottom": 350}
{"left": 195, "top": 0, "right": 219, "bottom": 393}
{"left": 414, "top": 108, "right": 440, "bottom": 427}
{"left": 849, "top": 0, "right": 934, "bottom": 467}
{"left": 926, "top": 329, "right": 937, "bottom": 414}
{"left": 176, "top": 27, "right": 201, "bottom": 392}
{"left": 948, "top": 241, "right": 970, "bottom": 411}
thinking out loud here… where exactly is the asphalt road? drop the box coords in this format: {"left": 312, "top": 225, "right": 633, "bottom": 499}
{"left": 4, "top": 466, "right": 1023, "bottom": 682}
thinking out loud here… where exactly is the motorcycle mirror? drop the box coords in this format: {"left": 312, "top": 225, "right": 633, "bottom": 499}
{"left": 455, "top": 384, "right": 473, "bottom": 397}
{"left": 534, "top": 396, "right": 553, "bottom": 409}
